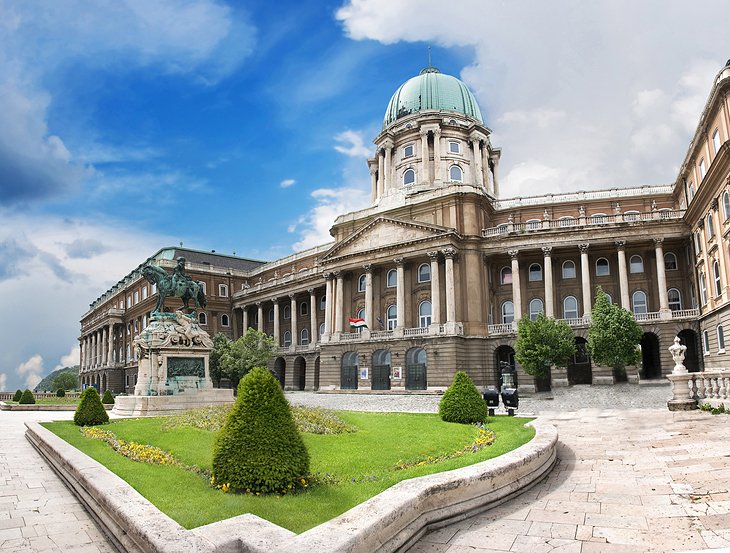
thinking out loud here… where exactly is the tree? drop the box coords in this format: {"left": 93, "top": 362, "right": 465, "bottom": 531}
{"left": 53, "top": 371, "right": 78, "bottom": 392}
{"left": 210, "top": 333, "right": 232, "bottom": 387}
{"left": 588, "top": 287, "right": 642, "bottom": 371}
{"left": 74, "top": 387, "right": 109, "bottom": 426}
{"left": 438, "top": 371, "right": 487, "bottom": 423}
{"left": 19, "top": 389, "right": 35, "bottom": 404}
{"left": 220, "top": 328, "right": 276, "bottom": 388}
{"left": 515, "top": 313, "right": 577, "bottom": 377}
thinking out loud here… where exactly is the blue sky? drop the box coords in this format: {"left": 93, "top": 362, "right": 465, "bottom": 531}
{"left": 1, "top": 0, "right": 730, "bottom": 391}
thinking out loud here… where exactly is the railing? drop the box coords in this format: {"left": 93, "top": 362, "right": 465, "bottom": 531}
{"left": 369, "top": 330, "right": 394, "bottom": 340}
{"left": 634, "top": 312, "right": 661, "bottom": 322}
{"left": 339, "top": 332, "right": 361, "bottom": 341}
{"left": 560, "top": 316, "right": 590, "bottom": 327}
{"left": 673, "top": 370, "right": 730, "bottom": 407}
{"left": 493, "top": 185, "right": 674, "bottom": 209}
{"left": 403, "top": 327, "right": 429, "bottom": 337}
{"left": 671, "top": 308, "right": 700, "bottom": 319}
{"left": 487, "top": 323, "right": 515, "bottom": 335}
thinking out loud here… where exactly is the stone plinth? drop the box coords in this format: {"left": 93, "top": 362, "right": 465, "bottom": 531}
{"left": 113, "top": 389, "right": 233, "bottom": 416}
{"left": 666, "top": 373, "right": 696, "bottom": 411}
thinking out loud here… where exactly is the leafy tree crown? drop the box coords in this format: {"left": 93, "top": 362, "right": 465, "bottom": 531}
{"left": 515, "top": 314, "right": 576, "bottom": 377}
{"left": 587, "top": 287, "right": 642, "bottom": 369}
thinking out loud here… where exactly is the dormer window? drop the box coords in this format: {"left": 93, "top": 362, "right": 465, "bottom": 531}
{"left": 403, "top": 144, "right": 414, "bottom": 158}
{"left": 448, "top": 141, "right": 460, "bottom": 154}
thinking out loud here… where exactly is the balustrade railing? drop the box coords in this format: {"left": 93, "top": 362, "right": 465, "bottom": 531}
{"left": 671, "top": 308, "right": 699, "bottom": 319}
{"left": 680, "top": 370, "right": 730, "bottom": 407}
{"left": 370, "top": 330, "right": 393, "bottom": 339}
{"left": 403, "top": 327, "right": 429, "bottom": 337}
{"left": 487, "top": 323, "right": 515, "bottom": 335}
{"left": 339, "top": 332, "right": 360, "bottom": 341}
{"left": 634, "top": 312, "right": 661, "bottom": 322}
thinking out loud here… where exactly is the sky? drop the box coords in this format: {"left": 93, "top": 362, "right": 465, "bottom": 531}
{"left": 1, "top": 0, "right": 729, "bottom": 392}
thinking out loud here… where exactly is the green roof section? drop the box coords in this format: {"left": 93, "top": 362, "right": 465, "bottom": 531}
{"left": 383, "top": 66, "right": 484, "bottom": 128}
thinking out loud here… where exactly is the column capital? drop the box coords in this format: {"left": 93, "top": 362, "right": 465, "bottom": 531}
{"left": 288, "top": 292, "right": 296, "bottom": 300}
{"left": 419, "top": 129, "right": 429, "bottom": 138}
{"left": 427, "top": 250, "right": 440, "bottom": 260}
{"left": 578, "top": 243, "right": 590, "bottom": 254}
{"left": 433, "top": 128, "right": 441, "bottom": 137}
{"left": 442, "top": 247, "right": 457, "bottom": 259}
{"left": 307, "top": 287, "right": 315, "bottom": 294}
{"left": 363, "top": 264, "right": 373, "bottom": 273}
{"left": 369, "top": 166, "right": 377, "bottom": 175}
{"left": 255, "top": 301, "right": 262, "bottom": 307}
{"left": 615, "top": 240, "right": 626, "bottom": 250}
{"left": 541, "top": 246, "right": 553, "bottom": 256}
{"left": 507, "top": 249, "right": 519, "bottom": 260}
{"left": 382, "top": 137, "right": 395, "bottom": 149}
{"left": 323, "top": 271, "right": 333, "bottom": 282}
{"left": 332, "top": 270, "right": 342, "bottom": 278}
{"left": 394, "top": 257, "right": 405, "bottom": 266}
{"left": 653, "top": 237, "right": 664, "bottom": 247}
{"left": 271, "top": 296, "right": 278, "bottom": 304}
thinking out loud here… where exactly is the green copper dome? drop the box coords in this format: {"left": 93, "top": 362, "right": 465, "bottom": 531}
{"left": 383, "top": 66, "right": 483, "bottom": 128}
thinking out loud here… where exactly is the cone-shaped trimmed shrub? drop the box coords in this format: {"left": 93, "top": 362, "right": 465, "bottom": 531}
{"left": 439, "top": 371, "right": 487, "bottom": 424}
{"left": 212, "top": 367, "right": 309, "bottom": 494}
{"left": 19, "top": 389, "right": 35, "bottom": 405}
{"left": 101, "top": 390, "right": 115, "bottom": 404}
{"left": 74, "top": 387, "right": 109, "bottom": 426}
{"left": 12, "top": 389, "right": 22, "bottom": 402}
{"left": 57, "top": 388, "right": 66, "bottom": 397}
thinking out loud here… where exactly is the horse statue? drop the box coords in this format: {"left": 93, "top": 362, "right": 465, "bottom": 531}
{"left": 141, "top": 264, "right": 207, "bottom": 313}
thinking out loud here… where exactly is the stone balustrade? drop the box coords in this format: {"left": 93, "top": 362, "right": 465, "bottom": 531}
{"left": 667, "top": 369, "right": 730, "bottom": 410}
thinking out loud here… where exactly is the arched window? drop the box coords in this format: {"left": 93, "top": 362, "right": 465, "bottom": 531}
{"left": 718, "top": 325, "right": 725, "bottom": 352}
{"left": 624, "top": 210, "right": 640, "bottom": 222}
{"left": 268, "top": 308, "right": 275, "bottom": 322}
{"left": 386, "top": 305, "right": 397, "bottom": 330}
{"left": 688, "top": 183, "right": 695, "bottom": 202}
{"left": 358, "top": 274, "right": 367, "bottom": 292}
{"left": 403, "top": 168, "right": 416, "bottom": 186}
{"left": 707, "top": 213, "right": 716, "bottom": 240}
{"left": 198, "top": 312, "right": 207, "bottom": 325}
{"left": 418, "top": 263, "right": 431, "bottom": 283}
{"left": 559, "top": 216, "right": 575, "bottom": 227}
{"left": 283, "top": 305, "right": 291, "bottom": 319}
{"left": 528, "top": 263, "right": 542, "bottom": 282}
{"left": 629, "top": 255, "right": 644, "bottom": 273}
{"left": 419, "top": 300, "right": 432, "bottom": 327}
{"left": 283, "top": 330, "right": 292, "bottom": 347}
{"left": 632, "top": 290, "right": 648, "bottom": 315}
{"left": 700, "top": 158, "right": 706, "bottom": 179}
{"left": 501, "top": 301, "right": 514, "bottom": 324}
{"left": 529, "top": 298, "right": 544, "bottom": 321}
{"left": 605, "top": 293, "right": 613, "bottom": 304}
{"left": 386, "top": 269, "right": 397, "bottom": 288}
{"left": 563, "top": 296, "right": 578, "bottom": 319}
{"left": 300, "top": 328, "right": 309, "bottom": 345}
{"left": 668, "top": 288, "right": 682, "bottom": 311}
{"left": 714, "top": 260, "right": 722, "bottom": 297}
{"left": 562, "top": 260, "right": 576, "bottom": 279}
{"left": 713, "top": 129, "right": 722, "bottom": 154}
{"left": 320, "top": 296, "right": 326, "bottom": 311}
{"left": 356, "top": 308, "right": 365, "bottom": 333}
{"left": 703, "top": 330, "right": 710, "bottom": 354}
{"left": 300, "top": 301, "right": 308, "bottom": 316}
{"left": 695, "top": 231, "right": 703, "bottom": 254}
{"left": 500, "top": 266, "right": 512, "bottom": 285}
{"left": 700, "top": 272, "right": 708, "bottom": 305}
{"left": 596, "top": 258, "right": 610, "bottom": 276}
{"left": 664, "top": 252, "right": 678, "bottom": 271}
{"left": 526, "top": 219, "right": 541, "bottom": 230}
{"left": 723, "top": 191, "right": 730, "bottom": 221}
{"left": 319, "top": 322, "right": 325, "bottom": 337}
{"left": 449, "top": 165, "right": 463, "bottom": 182}
{"left": 221, "top": 314, "right": 230, "bottom": 327}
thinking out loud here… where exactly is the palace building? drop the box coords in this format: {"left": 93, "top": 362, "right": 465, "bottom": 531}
{"left": 79, "top": 60, "right": 730, "bottom": 395}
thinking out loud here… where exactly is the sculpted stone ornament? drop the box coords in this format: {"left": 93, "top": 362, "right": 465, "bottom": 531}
{"left": 669, "top": 336, "right": 688, "bottom": 374}
{"left": 141, "top": 257, "right": 207, "bottom": 313}
{"left": 133, "top": 310, "right": 214, "bottom": 359}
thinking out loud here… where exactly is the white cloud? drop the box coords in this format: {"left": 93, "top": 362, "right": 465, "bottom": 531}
{"left": 337, "top": 0, "right": 730, "bottom": 195}
{"left": 15, "top": 354, "right": 44, "bottom": 389}
{"left": 280, "top": 179, "right": 296, "bottom": 188}
{"left": 55, "top": 346, "right": 80, "bottom": 371}
{"left": 334, "top": 130, "right": 372, "bottom": 158}
{"left": 0, "top": 373, "right": 6, "bottom": 392}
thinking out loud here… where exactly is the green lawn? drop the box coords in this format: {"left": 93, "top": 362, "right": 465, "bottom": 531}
{"left": 45, "top": 412, "right": 534, "bottom": 533}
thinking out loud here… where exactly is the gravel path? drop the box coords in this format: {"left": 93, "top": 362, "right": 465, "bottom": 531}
{"left": 285, "top": 382, "right": 672, "bottom": 415}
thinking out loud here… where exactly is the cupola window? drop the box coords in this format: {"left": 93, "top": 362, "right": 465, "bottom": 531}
{"left": 449, "top": 165, "right": 463, "bottom": 182}
{"left": 448, "top": 141, "right": 460, "bottom": 154}
{"left": 403, "top": 144, "right": 414, "bottom": 158}
{"left": 403, "top": 168, "right": 415, "bottom": 186}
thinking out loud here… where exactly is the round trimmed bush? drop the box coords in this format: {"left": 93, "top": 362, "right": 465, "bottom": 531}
{"left": 438, "top": 371, "right": 487, "bottom": 424}
{"left": 212, "top": 367, "right": 309, "bottom": 494}
{"left": 12, "top": 389, "right": 22, "bottom": 402}
{"left": 57, "top": 388, "right": 66, "bottom": 397}
{"left": 101, "top": 390, "right": 115, "bottom": 404}
{"left": 73, "top": 387, "right": 109, "bottom": 426}
{"left": 19, "top": 389, "right": 35, "bottom": 405}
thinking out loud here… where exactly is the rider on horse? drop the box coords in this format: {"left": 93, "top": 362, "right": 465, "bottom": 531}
{"left": 172, "top": 257, "right": 194, "bottom": 294}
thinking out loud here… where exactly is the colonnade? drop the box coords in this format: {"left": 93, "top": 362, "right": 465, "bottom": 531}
{"left": 80, "top": 323, "right": 117, "bottom": 372}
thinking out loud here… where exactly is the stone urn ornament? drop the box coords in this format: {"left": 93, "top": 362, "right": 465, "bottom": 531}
{"left": 669, "top": 336, "right": 687, "bottom": 374}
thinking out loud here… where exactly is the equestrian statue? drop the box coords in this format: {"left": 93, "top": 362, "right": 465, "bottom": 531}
{"left": 141, "top": 257, "right": 207, "bottom": 313}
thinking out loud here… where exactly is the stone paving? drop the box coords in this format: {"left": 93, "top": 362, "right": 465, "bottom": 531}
{"left": 0, "top": 410, "right": 114, "bottom": 553}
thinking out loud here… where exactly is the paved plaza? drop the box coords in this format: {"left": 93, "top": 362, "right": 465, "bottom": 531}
{"left": 2, "top": 385, "right": 730, "bottom": 552}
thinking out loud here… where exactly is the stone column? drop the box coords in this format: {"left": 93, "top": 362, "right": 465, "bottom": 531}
{"left": 364, "top": 265, "right": 373, "bottom": 329}
{"left": 334, "top": 271, "right": 344, "bottom": 333}
{"left": 420, "top": 130, "right": 429, "bottom": 184}
{"left": 383, "top": 139, "right": 393, "bottom": 193}
{"left": 395, "top": 258, "right": 405, "bottom": 328}
{"left": 107, "top": 323, "right": 114, "bottom": 366}
{"left": 433, "top": 129, "right": 442, "bottom": 182}
{"left": 712, "top": 201, "right": 728, "bottom": 298}
{"left": 579, "top": 243, "right": 591, "bottom": 317}
{"left": 369, "top": 167, "right": 377, "bottom": 203}
{"left": 242, "top": 305, "right": 249, "bottom": 332}
{"left": 324, "top": 274, "right": 333, "bottom": 334}
{"left": 444, "top": 248, "right": 457, "bottom": 322}
{"left": 377, "top": 150, "right": 384, "bottom": 198}
{"left": 654, "top": 238, "right": 670, "bottom": 318}
{"left": 82, "top": 336, "right": 87, "bottom": 371}
{"left": 482, "top": 144, "right": 491, "bottom": 192}
{"left": 509, "top": 250, "right": 522, "bottom": 322}
{"left": 471, "top": 137, "right": 484, "bottom": 187}
{"left": 256, "top": 302, "right": 263, "bottom": 333}
{"left": 616, "top": 241, "right": 630, "bottom": 309}
{"left": 273, "top": 298, "right": 280, "bottom": 346}
{"left": 542, "top": 246, "right": 554, "bottom": 318}
{"left": 428, "top": 251, "right": 441, "bottom": 324}
{"left": 309, "top": 288, "right": 317, "bottom": 346}
{"left": 92, "top": 331, "right": 98, "bottom": 368}
{"left": 290, "top": 293, "right": 298, "bottom": 346}
{"left": 491, "top": 155, "right": 500, "bottom": 197}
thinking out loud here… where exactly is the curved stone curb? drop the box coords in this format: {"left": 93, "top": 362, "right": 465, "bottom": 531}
{"left": 1, "top": 401, "right": 112, "bottom": 411}
{"left": 26, "top": 418, "right": 557, "bottom": 553}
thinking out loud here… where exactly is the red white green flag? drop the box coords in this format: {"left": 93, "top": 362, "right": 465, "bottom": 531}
{"left": 348, "top": 317, "right": 367, "bottom": 329}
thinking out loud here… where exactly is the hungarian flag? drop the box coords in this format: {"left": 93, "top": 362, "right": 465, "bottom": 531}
{"left": 349, "top": 317, "right": 367, "bottom": 329}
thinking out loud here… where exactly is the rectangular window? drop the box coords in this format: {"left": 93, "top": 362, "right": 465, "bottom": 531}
{"left": 700, "top": 159, "right": 706, "bottom": 179}
{"left": 218, "top": 284, "right": 228, "bottom": 297}
{"left": 448, "top": 141, "right": 460, "bottom": 154}
{"left": 703, "top": 330, "right": 710, "bottom": 355}
{"left": 403, "top": 144, "right": 414, "bottom": 158}
{"left": 718, "top": 325, "right": 725, "bottom": 353}
{"left": 713, "top": 129, "right": 721, "bottom": 154}
{"left": 126, "top": 296, "right": 132, "bottom": 308}
{"left": 142, "top": 286, "right": 148, "bottom": 300}
{"left": 134, "top": 291, "right": 139, "bottom": 304}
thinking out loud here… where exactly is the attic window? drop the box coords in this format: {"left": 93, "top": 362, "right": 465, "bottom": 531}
{"left": 403, "top": 144, "right": 414, "bottom": 158}
{"left": 448, "top": 141, "right": 460, "bottom": 154}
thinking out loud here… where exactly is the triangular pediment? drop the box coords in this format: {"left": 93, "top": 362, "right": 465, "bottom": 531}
{"left": 322, "top": 217, "right": 453, "bottom": 261}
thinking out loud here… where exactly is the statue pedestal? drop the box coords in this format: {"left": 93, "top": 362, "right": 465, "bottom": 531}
{"left": 666, "top": 373, "right": 696, "bottom": 411}
{"left": 112, "top": 311, "right": 233, "bottom": 417}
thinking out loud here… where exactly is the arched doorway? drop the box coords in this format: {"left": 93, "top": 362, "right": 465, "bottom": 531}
{"left": 273, "top": 357, "right": 286, "bottom": 388}
{"left": 313, "top": 357, "right": 320, "bottom": 390}
{"left": 293, "top": 356, "right": 306, "bottom": 391}
{"left": 568, "top": 337, "right": 592, "bottom": 385}
{"left": 677, "top": 329, "right": 700, "bottom": 373}
{"left": 372, "top": 350, "right": 392, "bottom": 390}
{"left": 640, "top": 332, "right": 662, "bottom": 379}
{"left": 405, "top": 348, "right": 427, "bottom": 390}
{"left": 494, "top": 345, "right": 516, "bottom": 389}
{"left": 341, "top": 352, "right": 358, "bottom": 390}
